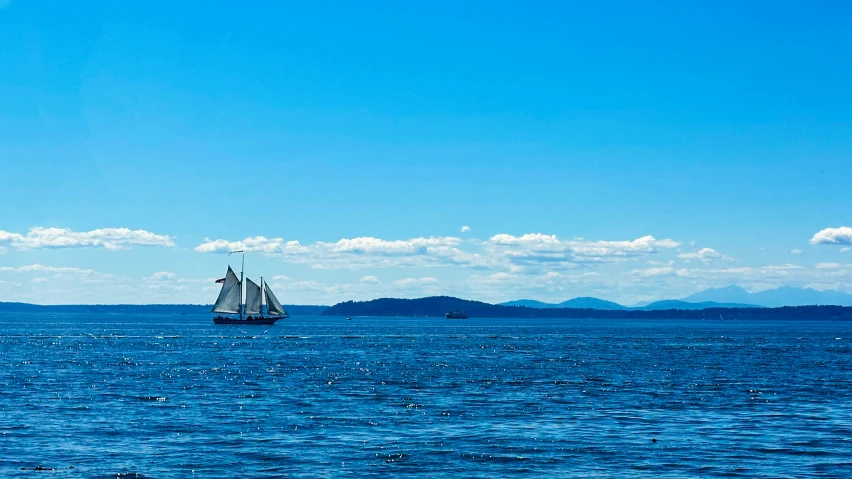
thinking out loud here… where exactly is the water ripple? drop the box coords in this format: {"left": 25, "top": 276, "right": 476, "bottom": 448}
{"left": 0, "top": 314, "right": 850, "bottom": 478}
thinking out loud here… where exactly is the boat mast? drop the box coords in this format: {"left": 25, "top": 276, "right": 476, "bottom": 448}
{"left": 260, "top": 276, "right": 264, "bottom": 318}
{"left": 230, "top": 250, "right": 245, "bottom": 320}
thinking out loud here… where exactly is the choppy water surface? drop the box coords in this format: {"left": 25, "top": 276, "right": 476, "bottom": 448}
{"left": 1, "top": 314, "right": 850, "bottom": 478}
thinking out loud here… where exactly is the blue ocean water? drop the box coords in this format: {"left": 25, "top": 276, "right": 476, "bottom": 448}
{"left": 1, "top": 314, "right": 850, "bottom": 478}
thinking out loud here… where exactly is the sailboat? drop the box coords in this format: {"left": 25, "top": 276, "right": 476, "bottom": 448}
{"left": 211, "top": 251, "right": 289, "bottom": 325}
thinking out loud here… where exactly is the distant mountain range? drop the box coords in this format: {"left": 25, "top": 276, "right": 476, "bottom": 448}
{"left": 639, "top": 300, "right": 759, "bottom": 310}
{"left": 501, "top": 298, "right": 759, "bottom": 310}
{"left": 682, "top": 285, "right": 852, "bottom": 307}
{"left": 501, "top": 285, "right": 852, "bottom": 310}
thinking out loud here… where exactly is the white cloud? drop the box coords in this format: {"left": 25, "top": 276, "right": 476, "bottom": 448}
{"left": 194, "top": 236, "right": 309, "bottom": 255}
{"left": 488, "top": 272, "right": 512, "bottom": 280}
{"left": 842, "top": 247, "right": 850, "bottom": 253}
{"left": 196, "top": 235, "right": 481, "bottom": 269}
{"left": 487, "top": 233, "right": 680, "bottom": 268}
{"left": 0, "top": 264, "right": 98, "bottom": 274}
{"left": 149, "top": 271, "right": 177, "bottom": 281}
{"left": 360, "top": 275, "right": 380, "bottom": 284}
{"left": 815, "top": 262, "right": 841, "bottom": 269}
{"left": 392, "top": 277, "right": 438, "bottom": 288}
{"left": 0, "top": 227, "right": 175, "bottom": 250}
{"left": 140, "top": 271, "right": 228, "bottom": 293}
{"left": 810, "top": 227, "right": 852, "bottom": 245}
{"left": 677, "top": 247, "right": 730, "bottom": 263}
{"left": 0, "top": 264, "right": 114, "bottom": 290}
{"left": 460, "top": 225, "right": 471, "bottom": 233}
{"left": 790, "top": 249, "right": 803, "bottom": 255}
{"left": 325, "top": 236, "right": 460, "bottom": 255}
{"left": 196, "top": 232, "right": 683, "bottom": 273}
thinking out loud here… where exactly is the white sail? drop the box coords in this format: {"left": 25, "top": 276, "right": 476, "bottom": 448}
{"left": 244, "top": 278, "right": 262, "bottom": 315}
{"left": 264, "top": 281, "right": 287, "bottom": 317}
{"left": 212, "top": 267, "right": 241, "bottom": 314}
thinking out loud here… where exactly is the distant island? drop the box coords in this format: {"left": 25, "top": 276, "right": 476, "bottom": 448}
{"left": 325, "top": 296, "right": 852, "bottom": 320}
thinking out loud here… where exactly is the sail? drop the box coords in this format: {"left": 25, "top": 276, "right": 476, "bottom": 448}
{"left": 244, "top": 278, "right": 262, "bottom": 315}
{"left": 212, "top": 267, "right": 241, "bottom": 314}
{"left": 264, "top": 281, "right": 287, "bottom": 317}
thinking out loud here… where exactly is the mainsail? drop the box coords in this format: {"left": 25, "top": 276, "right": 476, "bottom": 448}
{"left": 264, "top": 281, "right": 287, "bottom": 317}
{"left": 212, "top": 266, "right": 241, "bottom": 314}
{"left": 244, "top": 278, "right": 262, "bottom": 315}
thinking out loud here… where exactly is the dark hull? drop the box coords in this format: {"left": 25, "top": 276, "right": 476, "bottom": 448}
{"left": 212, "top": 316, "right": 287, "bottom": 325}
{"left": 445, "top": 313, "right": 468, "bottom": 319}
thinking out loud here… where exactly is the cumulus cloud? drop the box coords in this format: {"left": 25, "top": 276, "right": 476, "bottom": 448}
{"left": 0, "top": 264, "right": 98, "bottom": 274}
{"left": 790, "top": 249, "right": 803, "bottom": 255}
{"left": 196, "top": 232, "right": 684, "bottom": 272}
{"left": 196, "top": 235, "right": 481, "bottom": 269}
{"left": 142, "top": 272, "right": 187, "bottom": 291}
{"left": 815, "top": 262, "right": 841, "bottom": 269}
{"left": 194, "top": 236, "right": 309, "bottom": 255}
{"left": 488, "top": 272, "right": 512, "bottom": 280}
{"left": 360, "top": 275, "right": 380, "bottom": 284}
{"left": 0, "top": 263, "right": 114, "bottom": 287}
{"left": 324, "top": 236, "right": 461, "bottom": 255}
{"left": 678, "top": 248, "right": 731, "bottom": 263}
{"left": 148, "top": 271, "right": 177, "bottom": 281}
{"left": 630, "top": 266, "right": 678, "bottom": 277}
{"left": 392, "top": 277, "right": 438, "bottom": 288}
{"left": 141, "top": 271, "right": 225, "bottom": 292}
{"left": 810, "top": 227, "right": 852, "bottom": 245}
{"left": 460, "top": 225, "right": 471, "bottom": 233}
{"left": 488, "top": 233, "right": 679, "bottom": 267}
{"left": 0, "top": 227, "right": 175, "bottom": 250}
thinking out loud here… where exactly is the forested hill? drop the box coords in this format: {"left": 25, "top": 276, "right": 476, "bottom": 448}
{"left": 323, "top": 296, "right": 852, "bottom": 320}
{"left": 0, "top": 302, "right": 329, "bottom": 316}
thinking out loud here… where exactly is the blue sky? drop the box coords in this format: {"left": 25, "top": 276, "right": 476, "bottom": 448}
{"left": 1, "top": 1, "right": 851, "bottom": 305}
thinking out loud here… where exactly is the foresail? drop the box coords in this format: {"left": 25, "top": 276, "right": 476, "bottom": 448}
{"left": 245, "top": 278, "right": 262, "bottom": 315}
{"left": 264, "top": 281, "right": 287, "bottom": 317}
{"left": 212, "top": 267, "right": 241, "bottom": 314}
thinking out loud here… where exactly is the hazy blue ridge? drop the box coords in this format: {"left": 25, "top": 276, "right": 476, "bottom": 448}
{"left": 323, "top": 296, "right": 852, "bottom": 320}
{"left": 499, "top": 297, "right": 752, "bottom": 310}
{"left": 499, "top": 299, "right": 557, "bottom": 308}
{"left": 0, "top": 303, "right": 329, "bottom": 316}
{"left": 559, "top": 297, "right": 627, "bottom": 310}
{"left": 501, "top": 297, "right": 626, "bottom": 310}
{"left": 640, "top": 300, "right": 761, "bottom": 310}
{"left": 682, "top": 285, "right": 852, "bottom": 307}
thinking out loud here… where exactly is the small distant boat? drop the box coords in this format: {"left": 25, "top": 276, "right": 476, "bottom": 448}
{"left": 212, "top": 251, "right": 289, "bottom": 325}
{"left": 446, "top": 310, "right": 468, "bottom": 319}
